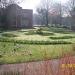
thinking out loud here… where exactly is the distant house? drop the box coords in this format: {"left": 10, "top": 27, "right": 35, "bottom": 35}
{"left": 0, "top": 4, "right": 33, "bottom": 29}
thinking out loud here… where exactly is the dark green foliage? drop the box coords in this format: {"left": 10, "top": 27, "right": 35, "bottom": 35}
{"left": 13, "top": 49, "right": 16, "bottom": 52}
{"left": 26, "top": 28, "right": 54, "bottom": 36}
{"left": 50, "top": 36, "right": 75, "bottom": 40}
{"left": 36, "top": 28, "right": 43, "bottom": 34}
{"left": 0, "top": 54, "right": 3, "bottom": 58}
{"left": 0, "top": 37, "right": 72, "bottom": 45}
{"left": 41, "top": 32, "right": 54, "bottom": 36}
{"left": 36, "top": 28, "right": 54, "bottom": 36}
{"left": 40, "top": 27, "right": 72, "bottom": 34}
{"left": 26, "top": 28, "right": 43, "bottom": 35}
{"left": 2, "top": 33, "right": 18, "bottom": 37}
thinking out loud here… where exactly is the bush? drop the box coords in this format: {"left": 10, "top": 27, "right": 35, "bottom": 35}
{"left": 40, "top": 27, "right": 50, "bottom": 31}
{"left": 0, "top": 54, "right": 3, "bottom": 58}
{"left": 25, "top": 28, "right": 54, "bottom": 36}
{"left": 41, "top": 32, "right": 54, "bottom": 36}
{"left": 26, "top": 28, "right": 43, "bottom": 35}
{"left": 50, "top": 36, "right": 75, "bottom": 40}
{"left": 0, "top": 37, "right": 72, "bottom": 45}
{"left": 36, "top": 28, "right": 43, "bottom": 34}
{"left": 25, "top": 30, "right": 36, "bottom": 35}
{"left": 2, "top": 33, "right": 18, "bottom": 37}
{"left": 41, "top": 27, "right": 72, "bottom": 34}
{"left": 36, "top": 28, "right": 54, "bottom": 36}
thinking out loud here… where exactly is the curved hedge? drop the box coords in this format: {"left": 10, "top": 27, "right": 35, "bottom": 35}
{"left": 0, "top": 37, "right": 72, "bottom": 45}
{"left": 1, "top": 33, "right": 18, "bottom": 37}
{"left": 50, "top": 36, "right": 75, "bottom": 40}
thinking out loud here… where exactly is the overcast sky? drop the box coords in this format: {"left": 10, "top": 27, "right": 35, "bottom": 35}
{"left": 20, "top": 0, "right": 69, "bottom": 13}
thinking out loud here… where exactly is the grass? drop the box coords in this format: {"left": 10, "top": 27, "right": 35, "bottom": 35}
{"left": 0, "top": 42, "right": 74, "bottom": 64}
{"left": 0, "top": 27, "right": 75, "bottom": 64}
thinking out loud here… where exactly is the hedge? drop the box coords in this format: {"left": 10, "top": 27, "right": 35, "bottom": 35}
{"left": 0, "top": 37, "right": 72, "bottom": 45}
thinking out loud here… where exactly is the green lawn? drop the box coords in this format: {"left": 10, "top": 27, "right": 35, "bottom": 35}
{"left": 0, "top": 42, "right": 74, "bottom": 64}
{"left": 0, "top": 27, "right": 75, "bottom": 64}
{"left": 0, "top": 27, "right": 74, "bottom": 42}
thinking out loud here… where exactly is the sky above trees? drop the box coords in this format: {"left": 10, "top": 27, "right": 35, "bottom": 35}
{"left": 20, "top": 0, "right": 69, "bottom": 13}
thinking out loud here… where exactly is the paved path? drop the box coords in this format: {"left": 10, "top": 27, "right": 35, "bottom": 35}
{"left": 0, "top": 56, "right": 75, "bottom": 75}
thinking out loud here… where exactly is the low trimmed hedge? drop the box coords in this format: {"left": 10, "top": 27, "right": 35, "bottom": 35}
{"left": 0, "top": 37, "right": 72, "bottom": 45}
{"left": 25, "top": 30, "right": 36, "bottom": 35}
{"left": 40, "top": 27, "right": 72, "bottom": 34}
{"left": 50, "top": 36, "right": 75, "bottom": 40}
{"left": 26, "top": 29, "right": 54, "bottom": 36}
{"left": 41, "top": 32, "right": 54, "bottom": 36}
{"left": 1, "top": 33, "right": 18, "bottom": 37}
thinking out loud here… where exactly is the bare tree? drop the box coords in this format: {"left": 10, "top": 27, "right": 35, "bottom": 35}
{"left": 36, "top": 8, "right": 47, "bottom": 25}
{"left": 0, "top": 0, "right": 24, "bottom": 8}
{"left": 36, "top": 0, "right": 53, "bottom": 27}
{"left": 50, "top": 2, "right": 63, "bottom": 26}
{"left": 66, "top": 0, "right": 75, "bottom": 30}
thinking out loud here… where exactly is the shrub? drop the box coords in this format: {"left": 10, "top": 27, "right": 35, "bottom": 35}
{"left": 41, "top": 27, "right": 72, "bottom": 34}
{"left": 50, "top": 36, "right": 75, "bottom": 40}
{"left": 26, "top": 28, "right": 43, "bottom": 35}
{"left": 36, "top": 28, "right": 43, "bottom": 34}
{"left": 0, "top": 54, "right": 3, "bottom": 58}
{"left": 36, "top": 28, "right": 54, "bottom": 36}
{"left": 25, "top": 30, "right": 36, "bottom": 35}
{"left": 40, "top": 27, "right": 50, "bottom": 31}
{"left": 25, "top": 28, "right": 54, "bottom": 36}
{"left": 41, "top": 32, "right": 54, "bottom": 36}
{"left": 0, "top": 37, "right": 72, "bottom": 45}
{"left": 1, "top": 33, "right": 18, "bottom": 37}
